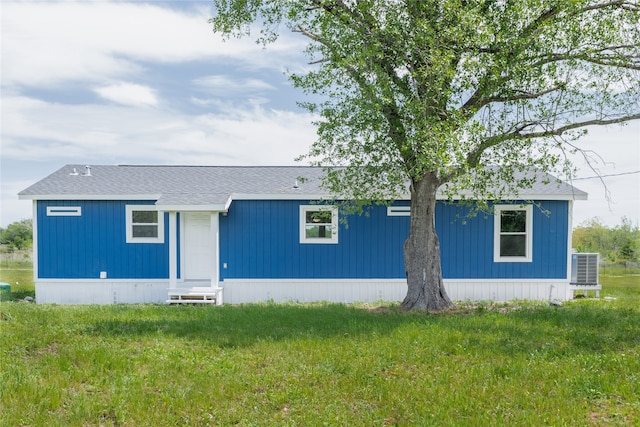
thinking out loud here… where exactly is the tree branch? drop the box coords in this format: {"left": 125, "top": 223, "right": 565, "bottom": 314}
{"left": 538, "top": 53, "right": 640, "bottom": 71}
{"left": 577, "top": 0, "right": 639, "bottom": 14}
{"left": 459, "top": 1, "right": 639, "bottom": 115}
{"left": 477, "top": 84, "right": 567, "bottom": 110}
{"left": 460, "top": 5, "right": 564, "bottom": 115}
{"left": 465, "top": 113, "right": 640, "bottom": 172}
{"left": 517, "top": 113, "right": 640, "bottom": 140}
{"left": 293, "top": 25, "right": 326, "bottom": 46}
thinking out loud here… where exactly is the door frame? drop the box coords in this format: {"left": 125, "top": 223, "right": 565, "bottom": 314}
{"left": 179, "top": 211, "right": 220, "bottom": 286}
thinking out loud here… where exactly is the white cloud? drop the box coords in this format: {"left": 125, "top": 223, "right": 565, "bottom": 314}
{"left": 194, "top": 75, "right": 276, "bottom": 96}
{"left": 569, "top": 122, "right": 640, "bottom": 227}
{"left": 2, "top": 95, "right": 316, "bottom": 164}
{"left": 1, "top": 1, "right": 306, "bottom": 88}
{"left": 1, "top": 178, "right": 37, "bottom": 225}
{"left": 94, "top": 82, "right": 159, "bottom": 107}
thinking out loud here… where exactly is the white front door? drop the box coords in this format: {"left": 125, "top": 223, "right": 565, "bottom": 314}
{"left": 183, "top": 213, "right": 213, "bottom": 280}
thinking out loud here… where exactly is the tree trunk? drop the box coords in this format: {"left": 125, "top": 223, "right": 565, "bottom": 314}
{"left": 401, "top": 173, "right": 454, "bottom": 311}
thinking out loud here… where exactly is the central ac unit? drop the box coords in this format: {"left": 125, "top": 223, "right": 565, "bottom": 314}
{"left": 570, "top": 253, "right": 599, "bottom": 285}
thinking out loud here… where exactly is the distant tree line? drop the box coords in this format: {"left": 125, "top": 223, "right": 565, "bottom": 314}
{"left": 573, "top": 217, "right": 639, "bottom": 264}
{"left": 0, "top": 219, "right": 32, "bottom": 253}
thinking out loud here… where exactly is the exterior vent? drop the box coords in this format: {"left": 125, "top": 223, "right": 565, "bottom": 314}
{"left": 570, "top": 253, "right": 599, "bottom": 285}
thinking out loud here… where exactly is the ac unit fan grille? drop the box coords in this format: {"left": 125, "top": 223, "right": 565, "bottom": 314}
{"left": 572, "top": 253, "right": 599, "bottom": 285}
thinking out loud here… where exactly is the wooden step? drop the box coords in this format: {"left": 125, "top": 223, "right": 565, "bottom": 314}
{"left": 166, "top": 287, "right": 223, "bottom": 305}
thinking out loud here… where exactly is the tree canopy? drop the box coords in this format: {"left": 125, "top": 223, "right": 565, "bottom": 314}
{"left": 211, "top": 1, "right": 640, "bottom": 310}
{"left": 0, "top": 219, "right": 33, "bottom": 253}
{"left": 573, "top": 217, "right": 640, "bottom": 264}
{"left": 212, "top": 0, "right": 639, "bottom": 196}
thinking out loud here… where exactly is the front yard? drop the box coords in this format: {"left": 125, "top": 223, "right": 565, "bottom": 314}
{"left": 1, "top": 272, "right": 638, "bottom": 425}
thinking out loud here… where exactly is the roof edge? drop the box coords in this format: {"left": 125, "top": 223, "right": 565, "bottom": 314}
{"left": 18, "top": 194, "right": 161, "bottom": 201}
{"left": 18, "top": 192, "right": 587, "bottom": 202}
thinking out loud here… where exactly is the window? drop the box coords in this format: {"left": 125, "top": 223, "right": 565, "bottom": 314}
{"left": 494, "top": 204, "right": 532, "bottom": 262}
{"left": 300, "top": 205, "right": 338, "bottom": 244}
{"left": 126, "top": 205, "right": 164, "bottom": 243}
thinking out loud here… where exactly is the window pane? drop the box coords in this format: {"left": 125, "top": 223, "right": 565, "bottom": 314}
{"left": 132, "top": 225, "right": 158, "bottom": 238}
{"left": 500, "top": 210, "right": 526, "bottom": 233}
{"left": 305, "top": 225, "right": 332, "bottom": 238}
{"left": 500, "top": 235, "right": 526, "bottom": 257}
{"left": 306, "top": 210, "right": 332, "bottom": 225}
{"left": 132, "top": 210, "right": 157, "bottom": 224}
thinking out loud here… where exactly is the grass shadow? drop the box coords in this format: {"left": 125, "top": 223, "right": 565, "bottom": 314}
{"left": 87, "top": 303, "right": 421, "bottom": 348}
{"left": 86, "top": 300, "right": 640, "bottom": 357}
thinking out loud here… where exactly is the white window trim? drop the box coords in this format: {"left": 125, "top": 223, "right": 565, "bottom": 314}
{"left": 46, "top": 206, "right": 81, "bottom": 216}
{"left": 299, "top": 205, "right": 339, "bottom": 244}
{"left": 126, "top": 205, "right": 164, "bottom": 244}
{"left": 494, "top": 204, "right": 533, "bottom": 263}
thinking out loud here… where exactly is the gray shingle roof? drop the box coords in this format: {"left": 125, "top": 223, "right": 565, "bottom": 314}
{"left": 444, "top": 168, "right": 588, "bottom": 200}
{"left": 18, "top": 165, "right": 328, "bottom": 207}
{"left": 19, "top": 164, "right": 587, "bottom": 206}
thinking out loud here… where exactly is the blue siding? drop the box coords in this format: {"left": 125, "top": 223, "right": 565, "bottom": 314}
{"left": 219, "top": 200, "right": 409, "bottom": 279}
{"left": 37, "top": 200, "right": 169, "bottom": 279}
{"left": 219, "top": 199, "right": 569, "bottom": 280}
{"left": 437, "top": 200, "right": 569, "bottom": 279}
{"left": 36, "top": 198, "right": 569, "bottom": 281}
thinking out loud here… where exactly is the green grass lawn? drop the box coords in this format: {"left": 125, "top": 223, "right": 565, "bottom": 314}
{"left": 599, "top": 266, "right": 640, "bottom": 292}
{"left": 1, "top": 264, "right": 639, "bottom": 425}
{"left": 0, "top": 259, "right": 35, "bottom": 300}
{"left": 2, "top": 295, "right": 639, "bottom": 425}
{"left": 0, "top": 270, "right": 34, "bottom": 300}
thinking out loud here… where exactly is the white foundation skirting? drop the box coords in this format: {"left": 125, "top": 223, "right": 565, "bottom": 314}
{"left": 34, "top": 278, "right": 572, "bottom": 305}
{"left": 444, "top": 279, "right": 571, "bottom": 302}
{"left": 222, "top": 279, "right": 407, "bottom": 304}
{"left": 221, "top": 278, "right": 572, "bottom": 304}
{"left": 35, "top": 280, "right": 170, "bottom": 304}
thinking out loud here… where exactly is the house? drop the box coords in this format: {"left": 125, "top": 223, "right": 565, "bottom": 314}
{"left": 19, "top": 164, "right": 588, "bottom": 305}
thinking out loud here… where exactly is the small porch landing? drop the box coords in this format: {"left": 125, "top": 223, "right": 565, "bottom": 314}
{"left": 166, "top": 286, "right": 223, "bottom": 305}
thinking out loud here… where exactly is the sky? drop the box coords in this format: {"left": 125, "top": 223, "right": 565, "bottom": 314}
{"left": 1, "top": 0, "right": 639, "bottom": 229}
